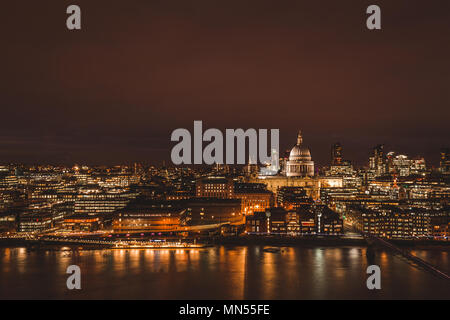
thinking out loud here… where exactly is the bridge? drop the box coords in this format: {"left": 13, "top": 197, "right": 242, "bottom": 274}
{"left": 364, "top": 233, "right": 450, "bottom": 281}
{"left": 0, "top": 235, "right": 205, "bottom": 249}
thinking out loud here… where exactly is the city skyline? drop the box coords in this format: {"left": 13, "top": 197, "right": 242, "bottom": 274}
{"left": 0, "top": 135, "right": 444, "bottom": 169}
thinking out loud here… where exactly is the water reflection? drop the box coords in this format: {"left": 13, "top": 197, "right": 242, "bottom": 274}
{"left": 0, "top": 246, "right": 448, "bottom": 299}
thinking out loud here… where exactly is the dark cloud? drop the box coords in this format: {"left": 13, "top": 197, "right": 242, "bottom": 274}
{"left": 0, "top": 0, "right": 449, "bottom": 166}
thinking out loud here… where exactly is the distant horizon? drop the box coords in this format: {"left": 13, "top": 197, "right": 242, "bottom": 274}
{"left": 0, "top": 139, "right": 445, "bottom": 170}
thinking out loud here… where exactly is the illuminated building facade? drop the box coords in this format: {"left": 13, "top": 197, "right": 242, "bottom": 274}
{"left": 313, "top": 205, "right": 343, "bottom": 235}
{"left": 18, "top": 212, "right": 53, "bottom": 233}
{"left": 0, "top": 212, "right": 17, "bottom": 233}
{"left": 113, "top": 208, "right": 181, "bottom": 233}
{"left": 428, "top": 209, "right": 449, "bottom": 240}
{"left": 348, "top": 206, "right": 432, "bottom": 239}
{"left": 183, "top": 198, "right": 243, "bottom": 225}
{"left": 196, "top": 177, "right": 234, "bottom": 198}
{"left": 386, "top": 152, "right": 426, "bottom": 176}
{"left": 245, "top": 211, "right": 268, "bottom": 233}
{"left": 63, "top": 215, "right": 102, "bottom": 232}
{"left": 277, "top": 187, "right": 312, "bottom": 209}
{"left": 245, "top": 206, "right": 342, "bottom": 235}
{"left": 297, "top": 210, "right": 316, "bottom": 234}
{"left": 74, "top": 191, "right": 135, "bottom": 216}
{"left": 234, "top": 183, "right": 273, "bottom": 215}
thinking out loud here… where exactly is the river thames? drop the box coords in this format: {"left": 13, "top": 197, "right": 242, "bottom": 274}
{"left": 0, "top": 246, "right": 449, "bottom": 299}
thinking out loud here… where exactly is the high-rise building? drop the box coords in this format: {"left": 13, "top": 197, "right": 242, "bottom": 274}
{"left": 440, "top": 148, "right": 450, "bottom": 175}
{"left": 325, "top": 143, "right": 355, "bottom": 179}
{"left": 369, "top": 144, "right": 386, "bottom": 177}
{"left": 331, "top": 143, "right": 343, "bottom": 165}
{"left": 386, "top": 152, "right": 426, "bottom": 176}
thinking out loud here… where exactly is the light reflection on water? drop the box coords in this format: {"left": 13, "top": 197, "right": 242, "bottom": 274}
{"left": 0, "top": 246, "right": 449, "bottom": 299}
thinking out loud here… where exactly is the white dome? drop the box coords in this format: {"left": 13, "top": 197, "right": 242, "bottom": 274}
{"left": 289, "top": 145, "right": 311, "bottom": 161}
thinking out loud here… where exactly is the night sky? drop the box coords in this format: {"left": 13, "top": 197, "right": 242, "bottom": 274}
{"left": 1, "top": 0, "right": 449, "bottom": 167}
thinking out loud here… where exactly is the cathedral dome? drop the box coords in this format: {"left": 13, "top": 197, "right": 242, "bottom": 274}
{"left": 289, "top": 145, "right": 311, "bottom": 161}
{"left": 288, "top": 130, "right": 311, "bottom": 161}
{"left": 285, "top": 130, "right": 314, "bottom": 177}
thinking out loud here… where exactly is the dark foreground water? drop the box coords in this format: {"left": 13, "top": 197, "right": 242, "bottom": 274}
{"left": 0, "top": 246, "right": 449, "bottom": 299}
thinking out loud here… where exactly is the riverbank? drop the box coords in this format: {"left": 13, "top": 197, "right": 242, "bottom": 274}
{"left": 1, "top": 236, "right": 449, "bottom": 250}
{"left": 209, "top": 235, "right": 450, "bottom": 249}
{"left": 210, "top": 235, "right": 368, "bottom": 246}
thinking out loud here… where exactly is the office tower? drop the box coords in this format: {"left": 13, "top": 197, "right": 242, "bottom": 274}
{"left": 331, "top": 143, "right": 343, "bottom": 165}
{"left": 440, "top": 148, "right": 450, "bottom": 174}
{"left": 369, "top": 144, "right": 386, "bottom": 177}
